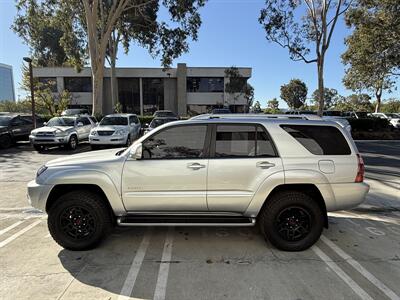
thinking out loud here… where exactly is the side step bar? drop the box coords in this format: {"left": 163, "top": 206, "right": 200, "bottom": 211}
{"left": 117, "top": 215, "right": 256, "bottom": 227}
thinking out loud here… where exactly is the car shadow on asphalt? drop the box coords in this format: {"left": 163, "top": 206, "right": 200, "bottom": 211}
{"left": 55, "top": 214, "right": 400, "bottom": 298}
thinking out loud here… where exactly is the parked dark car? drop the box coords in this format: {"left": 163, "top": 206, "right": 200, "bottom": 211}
{"left": 152, "top": 110, "right": 178, "bottom": 118}
{"left": 211, "top": 108, "right": 231, "bottom": 114}
{"left": 0, "top": 114, "right": 44, "bottom": 149}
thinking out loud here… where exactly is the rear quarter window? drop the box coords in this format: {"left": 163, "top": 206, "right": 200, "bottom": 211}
{"left": 280, "top": 125, "right": 351, "bottom": 155}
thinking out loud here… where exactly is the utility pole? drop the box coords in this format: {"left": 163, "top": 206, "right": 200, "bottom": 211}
{"left": 23, "top": 57, "right": 36, "bottom": 128}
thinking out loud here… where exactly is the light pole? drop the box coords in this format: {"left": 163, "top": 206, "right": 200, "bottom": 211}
{"left": 23, "top": 57, "right": 36, "bottom": 128}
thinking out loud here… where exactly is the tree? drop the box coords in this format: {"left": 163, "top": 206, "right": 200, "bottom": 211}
{"left": 12, "top": 0, "right": 85, "bottom": 68}
{"left": 14, "top": 0, "right": 206, "bottom": 115}
{"left": 280, "top": 79, "right": 308, "bottom": 109}
{"left": 311, "top": 88, "right": 339, "bottom": 109}
{"left": 252, "top": 101, "right": 262, "bottom": 113}
{"left": 224, "top": 67, "right": 254, "bottom": 112}
{"left": 381, "top": 98, "right": 400, "bottom": 113}
{"left": 259, "top": 0, "right": 353, "bottom": 116}
{"left": 342, "top": 0, "right": 400, "bottom": 113}
{"left": 334, "top": 93, "right": 373, "bottom": 111}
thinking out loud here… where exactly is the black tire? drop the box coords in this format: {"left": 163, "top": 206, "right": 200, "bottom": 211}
{"left": 259, "top": 191, "right": 324, "bottom": 251}
{"left": 68, "top": 135, "right": 78, "bottom": 150}
{"left": 126, "top": 135, "right": 131, "bottom": 146}
{"left": 33, "top": 144, "right": 44, "bottom": 152}
{"left": 48, "top": 190, "right": 112, "bottom": 250}
{"left": 0, "top": 134, "right": 13, "bottom": 149}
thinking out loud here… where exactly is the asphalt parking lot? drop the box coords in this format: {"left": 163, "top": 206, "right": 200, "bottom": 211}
{"left": 0, "top": 141, "right": 399, "bottom": 300}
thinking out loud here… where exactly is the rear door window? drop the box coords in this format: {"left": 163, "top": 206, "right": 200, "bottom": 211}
{"left": 214, "top": 124, "right": 277, "bottom": 158}
{"left": 280, "top": 125, "right": 351, "bottom": 155}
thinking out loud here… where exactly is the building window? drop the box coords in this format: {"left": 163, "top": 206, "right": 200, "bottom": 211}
{"left": 118, "top": 78, "right": 140, "bottom": 114}
{"left": 64, "top": 77, "right": 92, "bottom": 92}
{"left": 187, "top": 77, "right": 224, "bottom": 93}
{"left": 38, "top": 77, "right": 57, "bottom": 92}
{"left": 143, "top": 78, "right": 164, "bottom": 115}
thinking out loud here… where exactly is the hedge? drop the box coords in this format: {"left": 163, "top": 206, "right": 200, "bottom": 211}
{"left": 347, "top": 117, "right": 390, "bottom": 131}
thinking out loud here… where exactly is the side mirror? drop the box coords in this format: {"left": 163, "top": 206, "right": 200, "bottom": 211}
{"left": 130, "top": 123, "right": 135, "bottom": 126}
{"left": 77, "top": 122, "right": 83, "bottom": 127}
{"left": 43, "top": 122, "right": 47, "bottom": 126}
{"left": 129, "top": 143, "right": 142, "bottom": 160}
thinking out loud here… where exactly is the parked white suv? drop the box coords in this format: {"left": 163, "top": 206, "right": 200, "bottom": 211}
{"left": 89, "top": 114, "right": 141, "bottom": 149}
{"left": 27, "top": 117, "right": 369, "bottom": 251}
{"left": 30, "top": 115, "right": 95, "bottom": 151}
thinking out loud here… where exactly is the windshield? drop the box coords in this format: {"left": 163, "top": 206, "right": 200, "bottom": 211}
{"left": 386, "top": 113, "right": 398, "bottom": 118}
{"left": 150, "top": 118, "right": 175, "bottom": 128}
{"left": 155, "top": 111, "right": 175, "bottom": 117}
{"left": 47, "top": 117, "right": 75, "bottom": 127}
{"left": 0, "top": 116, "right": 12, "bottom": 126}
{"left": 100, "top": 116, "right": 128, "bottom": 126}
{"left": 323, "top": 111, "right": 342, "bottom": 116}
{"left": 356, "top": 112, "right": 368, "bottom": 118}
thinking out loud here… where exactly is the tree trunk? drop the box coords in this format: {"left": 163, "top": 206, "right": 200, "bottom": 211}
{"left": 317, "top": 58, "right": 325, "bottom": 117}
{"left": 110, "top": 53, "right": 118, "bottom": 111}
{"left": 92, "top": 64, "right": 104, "bottom": 116}
{"left": 375, "top": 89, "right": 382, "bottom": 113}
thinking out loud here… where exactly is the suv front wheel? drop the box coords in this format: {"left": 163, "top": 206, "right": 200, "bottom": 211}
{"left": 48, "top": 190, "right": 112, "bottom": 250}
{"left": 259, "top": 191, "right": 324, "bottom": 251}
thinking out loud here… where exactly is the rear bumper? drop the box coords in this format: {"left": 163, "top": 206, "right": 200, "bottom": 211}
{"left": 329, "top": 182, "right": 370, "bottom": 211}
{"left": 27, "top": 180, "right": 54, "bottom": 212}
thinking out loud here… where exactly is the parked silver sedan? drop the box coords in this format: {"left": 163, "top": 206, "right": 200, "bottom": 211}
{"left": 89, "top": 114, "right": 141, "bottom": 149}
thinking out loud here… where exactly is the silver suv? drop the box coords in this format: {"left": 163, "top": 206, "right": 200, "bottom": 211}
{"left": 30, "top": 115, "right": 95, "bottom": 151}
{"left": 27, "top": 117, "right": 369, "bottom": 251}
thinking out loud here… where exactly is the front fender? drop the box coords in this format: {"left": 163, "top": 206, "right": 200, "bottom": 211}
{"left": 42, "top": 168, "right": 126, "bottom": 215}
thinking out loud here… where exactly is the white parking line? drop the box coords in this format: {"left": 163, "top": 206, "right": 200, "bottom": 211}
{"left": 0, "top": 220, "right": 41, "bottom": 248}
{"left": 0, "top": 220, "right": 25, "bottom": 236}
{"left": 312, "top": 245, "right": 373, "bottom": 300}
{"left": 118, "top": 228, "right": 152, "bottom": 300}
{"left": 154, "top": 227, "right": 174, "bottom": 300}
{"left": 321, "top": 235, "right": 399, "bottom": 300}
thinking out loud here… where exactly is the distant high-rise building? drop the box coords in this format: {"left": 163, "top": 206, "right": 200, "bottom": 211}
{"left": 0, "top": 63, "right": 16, "bottom": 102}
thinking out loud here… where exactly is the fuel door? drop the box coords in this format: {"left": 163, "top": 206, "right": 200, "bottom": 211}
{"left": 318, "top": 160, "right": 335, "bottom": 174}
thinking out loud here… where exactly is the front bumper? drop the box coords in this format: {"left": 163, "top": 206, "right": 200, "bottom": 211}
{"left": 30, "top": 135, "right": 68, "bottom": 145}
{"left": 27, "top": 180, "right": 54, "bottom": 212}
{"left": 89, "top": 134, "right": 127, "bottom": 145}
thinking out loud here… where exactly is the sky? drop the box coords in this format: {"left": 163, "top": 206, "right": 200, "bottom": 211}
{"left": 0, "top": 0, "right": 398, "bottom": 108}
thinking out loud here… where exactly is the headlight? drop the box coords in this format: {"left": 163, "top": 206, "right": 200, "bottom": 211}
{"left": 36, "top": 165, "right": 47, "bottom": 177}
{"left": 31, "top": 131, "right": 36, "bottom": 136}
{"left": 90, "top": 130, "right": 97, "bottom": 136}
{"left": 55, "top": 131, "right": 67, "bottom": 137}
{"left": 115, "top": 129, "right": 127, "bottom": 135}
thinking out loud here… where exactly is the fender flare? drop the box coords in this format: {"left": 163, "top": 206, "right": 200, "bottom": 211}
{"left": 45, "top": 168, "right": 126, "bottom": 215}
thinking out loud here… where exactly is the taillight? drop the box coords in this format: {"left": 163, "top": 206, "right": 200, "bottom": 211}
{"left": 355, "top": 154, "right": 365, "bottom": 182}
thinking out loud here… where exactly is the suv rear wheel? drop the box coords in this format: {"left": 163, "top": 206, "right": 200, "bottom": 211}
{"left": 48, "top": 190, "right": 112, "bottom": 250}
{"left": 259, "top": 191, "right": 324, "bottom": 251}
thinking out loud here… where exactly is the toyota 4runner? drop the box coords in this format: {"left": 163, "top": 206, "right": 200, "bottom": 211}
{"left": 27, "top": 117, "right": 369, "bottom": 251}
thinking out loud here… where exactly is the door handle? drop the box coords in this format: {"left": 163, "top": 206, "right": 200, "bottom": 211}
{"left": 187, "top": 163, "right": 206, "bottom": 170}
{"left": 256, "top": 161, "right": 275, "bottom": 169}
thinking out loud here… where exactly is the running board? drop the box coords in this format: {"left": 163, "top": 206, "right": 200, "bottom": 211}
{"left": 117, "top": 215, "right": 256, "bottom": 227}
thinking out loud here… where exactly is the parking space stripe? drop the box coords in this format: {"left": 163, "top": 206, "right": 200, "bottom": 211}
{"left": 154, "top": 227, "right": 174, "bottom": 300}
{"left": 118, "top": 228, "right": 152, "bottom": 300}
{"left": 321, "top": 235, "right": 399, "bottom": 300}
{"left": 312, "top": 245, "right": 373, "bottom": 300}
{"left": 0, "top": 220, "right": 25, "bottom": 236}
{"left": 0, "top": 220, "right": 41, "bottom": 248}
